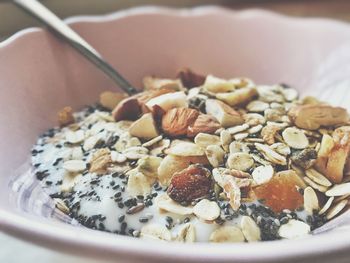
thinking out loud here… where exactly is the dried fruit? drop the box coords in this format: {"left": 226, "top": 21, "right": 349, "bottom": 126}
{"left": 99, "top": 91, "right": 127, "bottom": 110}
{"left": 193, "top": 199, "right": 220, "bottom": 221}
{"left": 161, "top": 107, "right": 199, "bottom": 137}
{"left": 282, "top": 127, "right": 309, "bottom": 149}
{"left": 216, "top": 87, "right": 258, "bottom": 106}
{"left": 129, "top": 113, "right": 159, "bottom": 139}
{"left": 288, "top": 104, "right": 349, "bottom": 130}
{"left": 167, "top": 165, "right": 212, "bottom": 203}
{"left": 58, "top": 106, "right": 75, "bottom": 127}
{"left": 278, "top": 219, "right": 310, "bottom": 239}
{"left": 252, "top": 165, "right": 274, "bottom": 185}
{"left": 205, "top": 99, "right": 244, "bottom": 128}
{"left": 291, "top": 148, "right": 317, "bottom": 169}
{"left": 112, "top": 97, "right": 141, "bottom": 121}
{"left": 227, "top": 152, "right": 254, "bottom": 171}
{"left": 187, "top": 114, "right": 221, "bottom": 137}
{"left": 254, "top": 170, "right": 305, "bottom": 212}
{"left": 210, "top": 226, "right": 245, "bottom": 243}
{"left": 241, "top": 216, "right": 261, "bottom": 242}
{"left": 177, "top": 68, "right": 205, "bottom": 88}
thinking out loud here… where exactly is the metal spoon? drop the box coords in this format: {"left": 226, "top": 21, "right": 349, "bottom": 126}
{"left": 14, "top": 0, "right": 138, "bottom": 96}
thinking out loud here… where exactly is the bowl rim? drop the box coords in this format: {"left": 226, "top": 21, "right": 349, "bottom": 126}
{"left": 1, "top": 5, "right": 350, "bottom": 262}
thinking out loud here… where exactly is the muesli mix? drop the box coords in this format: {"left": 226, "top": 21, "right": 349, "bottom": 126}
{"left": 31, "top": 69, "right": 350, "bottom": 242}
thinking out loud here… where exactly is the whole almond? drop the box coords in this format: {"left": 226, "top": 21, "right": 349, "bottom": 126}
{"left": 162, "top": 108, "right": 199, "bottom": 137}
{"left": 112, "top": 97, "right": 141, "bottom": 121}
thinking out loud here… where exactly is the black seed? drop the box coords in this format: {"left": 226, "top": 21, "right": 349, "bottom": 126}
{"left": 139, "top": 217, "right": 149, "bottom": 223}
{"left": 118, "top": 215, "right": 125, "bottom": 223}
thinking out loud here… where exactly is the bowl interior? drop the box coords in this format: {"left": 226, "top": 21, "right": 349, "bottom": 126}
{"left": 1, "top": 6, "right": 350, "bottom": 262}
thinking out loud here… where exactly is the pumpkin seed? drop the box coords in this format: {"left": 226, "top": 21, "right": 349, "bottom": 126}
{"left": 326, "top": 199, "right": 348, "bottom": 220}
{"left": 326, "top": 182, "right": 350, "bottom": 197}
{"left": 303, "top": 187, "right": 319, "bottom": 214}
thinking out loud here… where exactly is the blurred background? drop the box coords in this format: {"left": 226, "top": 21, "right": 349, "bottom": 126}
{"left": 1, "top": 0, "right": 350, "bottom": 41}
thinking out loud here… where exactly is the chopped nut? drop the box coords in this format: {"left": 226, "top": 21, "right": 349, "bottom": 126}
{"left": 246, "top": 100, "right": 269, "bottom": 112}
{"left": 177, "top": 68, "right": 205, "bottom": 88}
{"left": 205, "top": 99, "right": 244, "bottom": 128}
{"left": 99, "top": 91, "right": 127, "bottom": 110}
{"left": 112, "top": 97, "right": 141, "bottom": 121}
{"left": 193, "top": 199, "right": 220, "bottom": 221}
{"left": 161, "top": 108, "right": 199, "bottom": 137}
{"left": 89, "top": 148, "right": 112, "bottom": 173}
{"left": 291, "top": 148, "right": 317, "bottom": 169}
{"left": 261, "top": 124, "right": 281, "bottom": 145}
{"left": 143, "top": 76, "right": 183, "bottom": 91}
{"left": 254, "top": 143, "right": 287, "bottom": 165}
{"left": 146, "top": 91, "right": 188, "bottom": 111}
{"left": 203, "top": 75, "right": 236, "bottom": 93}
{"left": 288, "top": 104, "right": 349, "bottom": 130}
{"left": 216, "top": 87, "right": 258, "bottom": 106}
{"left": 127, "top": 171, "right": 152, "bottom": 197}
{"left": 166, "top": 141, "right": 205, "bottom": 157}
{"left": 129, "top": 113, "right": 159, "bottom": 139}
{"left": 187, "top": 114, "right": 221, "bottom": 137}
{"left": 220, "top": 130, "right": 232, "bottom": 152}
{"left": 243, "top": 113, "right": 266, "bottom": 126}
{"left": 167, "top": 165, "right": 212, "bottom": 203}
{"left": 58, "top": 106, "right": 75, "bottom": 127}
{"left": 136, "top": 156, "right": 162, "bottom": 178}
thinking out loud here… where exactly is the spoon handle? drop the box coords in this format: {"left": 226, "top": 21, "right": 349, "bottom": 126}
{"left": 14, "top": 0, "right": 138, "bottom": 95}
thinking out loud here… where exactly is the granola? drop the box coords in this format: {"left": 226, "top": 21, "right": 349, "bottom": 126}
{"left": 31, "top": 71, "right": 350, "bottom": 242}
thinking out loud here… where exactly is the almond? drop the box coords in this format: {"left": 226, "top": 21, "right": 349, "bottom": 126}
{"left": 161, "top": 108, "right": 199, "bottom": 137}
{"left": 187, "top": 114, "right": 221, "bottom": 137}
{"left": 216, "top": 87, "right": 258, "bottom": 106}
{"left": 177, "top": 68, "right": 206, "bottom": 88}
{"left": 58, "top": 106, "right": 75, "bottom": 127}
{"left": 205, "top": 99, "right": 244, "bottom": 128}
{"left": 112, "top": 97, "right": 141, "bottom": 121}
{"left": 167, "top": 164, "right": 212, "bottom": 203}
{"left": 129, "top": 113, "right": 159, "bottom": 139}
{"left": 288, "top": 104, "right": 349, "bottom": 130}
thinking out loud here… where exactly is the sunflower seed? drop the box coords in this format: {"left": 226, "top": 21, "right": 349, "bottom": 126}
{"left": 234, "top": 133, "right": 249, "bottom": 140}
{"left": 303, "top": 187, "right": 319, "bottom": 214}
{"left": 248, "top": 124, "right": 263, "bottom": 134}
{"left": 305, "top": 169, "right": 332, "bottom": 187}
{"left": 254, "top": 143, "right": 287, "bottom": 165}
{"left": 326, "top": 182, "right": 350, "bottom": 197}
{"left": 241, "top": 216, "right": 261, "bottom": 242}
{"left": 326, "top": 199, "right": 348, "bottom": 220}
{"left": 319, "top": 197, "right": 334, "bottom": 215}
{"left": 304, "top": 177, "right": 328, "bottom": 193}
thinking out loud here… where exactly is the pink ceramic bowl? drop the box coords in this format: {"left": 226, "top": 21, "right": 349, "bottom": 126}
{"left": 1, "top": 6, "right": 350, "bottom": 263}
